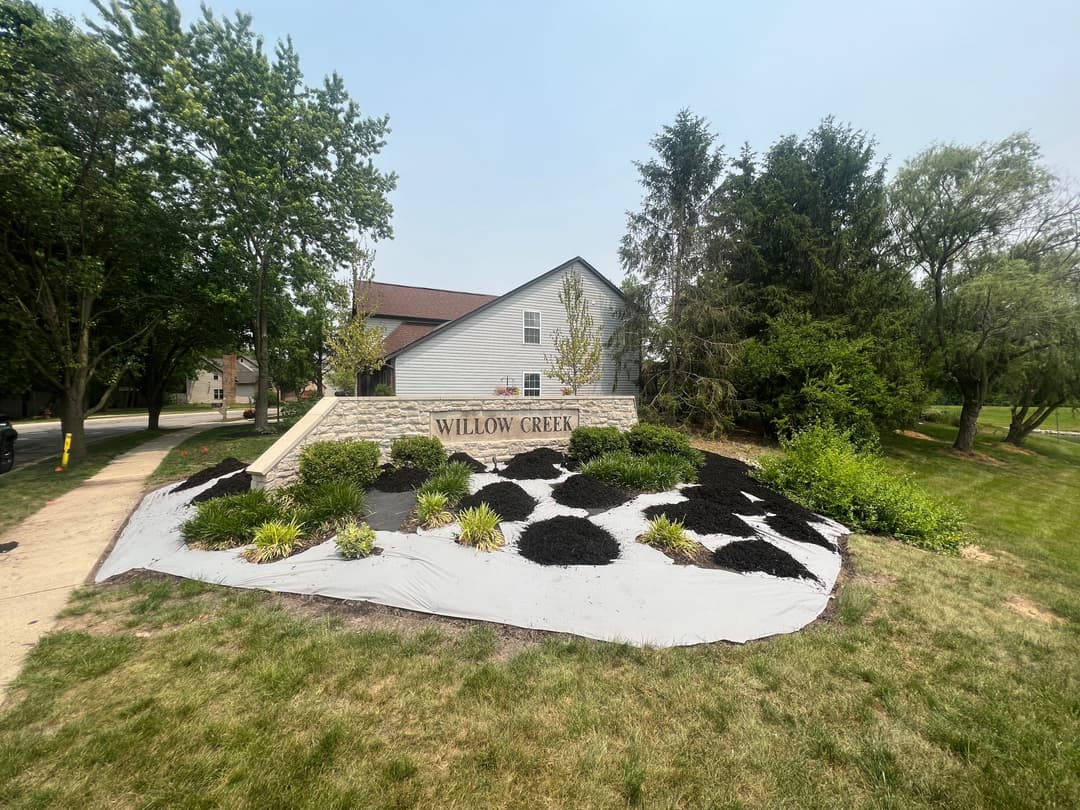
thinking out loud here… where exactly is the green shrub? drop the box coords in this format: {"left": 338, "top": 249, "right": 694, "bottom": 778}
{"left": 390, "top": 435, "right": 447, "bottom": 471}
{"left": 281, "top": 396, "right": 320, "bottom": 428}
{"left": 181, "top": 490, "right": 284, "bottom": 549}
{"left": 298, "top": 439, "right": 380, "bottom": 489}
{"left": 919, "top": 408, "right": 949, "bottom": 424}
{"left": 756, "top": 424, "right": 965, "bottom": 552}
{"left": 246, "top": 518, "right": 304, "bottom": 562}
{"left": 456, "top": 503, "right": 504, "bottom": 551}
{"left": 416, "top": 491, "right": 454, "bottom": 528}
{"left": 626, "top": 423, "right": 703, "bottom": 466}
{"left": 569, "top": 426, "right": 629, "bottom": 461}
{"left": 288, "top": 479, "right": 365, "bottom": 531}
{"left": 581, "top": 452, "right": 697, "bottom": 491}
{"left": 640, "top": 514, "right": 697, "bottom": 556}
{"left": 416, "top": 462, "right": 472, "bottom": 505}
{"left": 374, "top": 383, "right": 394, "bottom": 396}
{"left": 335, "top": 520, "right": 376, "bottom": 559}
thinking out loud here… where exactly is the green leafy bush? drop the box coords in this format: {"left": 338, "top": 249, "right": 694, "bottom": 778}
{"left": 298, "top": 439, "right": 380, "bottom": 489}
{"left": 374, "top": 383, "right": 394, "bottom": 396}
{"left": 335, "top": 521, "right": 376, "bottom": 559}
{"left": 246, "top": 518, "right": 304, "bottom": 562}
{"left": 639, "top": 514, "right": 697, "bottom": 556}
{"left": 181, "top": 490, "right": 284, "bottom": 549}
{"left": 281, "top": 396, "right": 320, "bottom": 428}
{"left": 416, "top": 491, "right": 454, "bottom": 528}
{"left": 416, "top": 462, "right": 472, "bottom": 505}
{"left": 756, "top": 424, "right": 965, "bottom": 552}
{"left": 626, "top": 423, "right": 703, "bottom": 466}
{"left": 288, "top": 479, "right": 365, "bottom": 531}
{"left": 569, "top": 426, "right": 629, "bottom": 461}
{"left": 582, "top": 452, "right": 697, "bottom": 491}
{"left": 390, "top": 435, "right": 447, "bottom": 471}
{"left": 456, "top": 503, "right": 504, "bottom": 550}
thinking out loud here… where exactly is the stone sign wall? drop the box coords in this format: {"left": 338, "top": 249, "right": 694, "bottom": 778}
{"left": 248, "top": 396, "right": 637, "bottom": 490}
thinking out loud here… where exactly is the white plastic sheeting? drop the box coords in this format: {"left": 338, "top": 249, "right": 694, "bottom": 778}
{"left": 97, "top": 469, "right": 846, "bottom": 647}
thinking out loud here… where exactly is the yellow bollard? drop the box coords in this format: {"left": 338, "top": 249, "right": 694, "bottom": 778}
{"left": 61, "top": 433, "right": 72, "bottom": 469}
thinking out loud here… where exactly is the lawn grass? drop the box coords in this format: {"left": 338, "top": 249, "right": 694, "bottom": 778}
{"left": 0, "top": 430, "right": 167, "bottom": 536}
{"left": 147, "top": 423, "right": 282, "bottom": 486}
{"left": 934, "top": 403, "right": 1080, "bottom": 433}
{"left": 1, "top": 426, "right": 1078, "bottom": 807}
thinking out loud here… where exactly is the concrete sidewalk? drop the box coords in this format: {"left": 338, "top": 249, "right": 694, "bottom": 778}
{"left": 0, "top": 428, "right": 199, "bottom": 702}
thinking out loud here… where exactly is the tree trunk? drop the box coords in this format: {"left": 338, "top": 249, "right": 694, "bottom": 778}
{"left": 1005, "top": 402, "right": 1062, "bottom": 446}
{"left": 953, "top": 398, "right": 982, "bottom": 451}
{"left": 254, "top": 257, "right": 271, "bottom": 432}
{"left": 146, "top": 377, "right": 166, "bottom": 431}
{"left": 60, "top": 377, "right": 87, "bottom": 464}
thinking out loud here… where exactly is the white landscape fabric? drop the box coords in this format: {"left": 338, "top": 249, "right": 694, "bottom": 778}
{"left": 98, "top": 473, "right": 845, "bottom": 647}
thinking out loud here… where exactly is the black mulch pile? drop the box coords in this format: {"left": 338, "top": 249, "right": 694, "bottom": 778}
{"left": 499, "top": 455, "right": 562, "bottom": 480}
{"left": 551, "top": 474, "right": 632, "bottom": 510}
{"left": 713, "top": 539, "right": 820, "bottom": 583}
{"left": 643, "top": 500, "right": 756, "bottom": 537}
{"left": 512, "top": 447, "right": 568, "bottom": 466}
{"left": 517, "top": 516, "right": 620, "bottom": 566}
{"left": 681, "top": 485, "right": 766, "bottom": 516}
{"left": 447, "top": 451, "right": 487, "bottom": 472}
{"left": 372, "top": 463, "right": 431, "bottom": 492}
{"left": 190, "top": 471, "right": 252, "bottom": 504}
{"left": 172, "top": 457, "right": 247, "bottom": 493}
{"left": 765, "top": 513, "right": 835, "bottom": 551}
{"left": 695, "top": 451, "right": 821, "bottom": 523}
{"left": 457, "top": 482, "right": 537, "bottom": 522}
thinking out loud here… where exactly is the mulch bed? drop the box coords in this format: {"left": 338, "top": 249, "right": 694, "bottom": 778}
{"left": 171, "top": 457, "right": 247, "bottom": 493}
{"left": 517, "top": 516, "right": 620, "bottom": 566}
{"left": 371, "top": 464, "right": 431, "bottom": 492}
{"left": 447, "top": 451, "right": 487, "bottom": 472}
{"left": 680, "top": 485, "right": 767, "bottom": 516}
{"left": 499, "top": 455, "right": 562, "bottom": 480}
{"left": 713, "top": 538, "right": 821, "bottom": 582}
{"left": 457, "top": 482, "right": 537, "bottom": 522}
{"left": 190, "top": 471, "right": 252, "bottom": 504}
{"left": 551, "top": 474, "right": 632, "bottom": 510}
{"left": 511, "top": 447, "right": 568, "bottom": 466}
{"left": 643, "top": 500, "right": 756, "bottom": 537}
{"left": 764, "top": 513, "right": 835, "bottom": 551}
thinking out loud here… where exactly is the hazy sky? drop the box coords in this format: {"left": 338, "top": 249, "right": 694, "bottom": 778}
{"left": 49, "top": 0, "right": 1080, "bottom": 294}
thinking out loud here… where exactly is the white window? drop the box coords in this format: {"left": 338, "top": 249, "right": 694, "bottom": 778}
{"left": 213, "top": 388, "right": 224, "bottom": 401}
{"left": 523, "top": 310, "right": 541, "bottom": 344}
{"left": 523, "top": 372, "right": 541, "bottom": 397}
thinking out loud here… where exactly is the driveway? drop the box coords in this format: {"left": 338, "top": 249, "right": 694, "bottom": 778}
{"left": 9, "top": 411, "right": 242, "bottom": 472}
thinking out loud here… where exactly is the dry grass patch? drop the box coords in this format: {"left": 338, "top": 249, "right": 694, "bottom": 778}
{"left": 1005, "top": 595, "right": 1066, "bottom": 625}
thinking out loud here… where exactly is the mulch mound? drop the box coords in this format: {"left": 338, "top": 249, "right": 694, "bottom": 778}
{"left": 447, "top": 451, "right": 487, "bottom": 472}
{"left": 551, "top": 474, "right": 632, "bottom": 510}
{"left": 172, "top": 457, "right": 247, "bottom": 493}
{"left": 457, "top": 482, "right": 537, "bottom": 522}
{"left": 517, "top": 516, "right": 620, "bottom": 566}
{"left": 190, "top": 471, "right": 252, "bottom": 504}
{"left": 713, "top": 539, "right": 820, "bottom": 583}
{"left": 643, "top": 500, "right": 756, "bottom": 537}
{"left": 499, "top": 456, "right": 562, "bottom": 480}
{"left": 371, "top": 464, "right": 431, "bottom": 492}
{"left": 511, "top": 447, "right": 568, "bottom": 466}
{"left": 681, "top": 485, "right": 766, "bottom": 516}
{"left": 695, "top": 451, "right": 821, "bottom": 523}
{"left": 764, "top": 513, "right": 835, "bottom": 551}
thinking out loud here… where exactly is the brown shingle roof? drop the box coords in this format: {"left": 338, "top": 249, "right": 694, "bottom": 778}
{"left": 383, "top": 322, "right": 438, "bottom": 355}
{"left": 361, "top": 281, "right": 496, "bottom": 322}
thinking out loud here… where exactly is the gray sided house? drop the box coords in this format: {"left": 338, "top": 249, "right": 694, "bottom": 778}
{"left": 362, "top": 257, "right": 639, "bottom": 397}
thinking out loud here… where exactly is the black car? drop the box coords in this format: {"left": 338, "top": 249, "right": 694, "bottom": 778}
{"left": 0, "top": 414, "right": 17, "bottom": 474}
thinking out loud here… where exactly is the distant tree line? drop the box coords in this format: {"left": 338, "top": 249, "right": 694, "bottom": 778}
{"left": 0, "top": 0, "right": 395, "bottom": 461}
{"left": 620, "top": 111, "right": 1080, "bottom": 450}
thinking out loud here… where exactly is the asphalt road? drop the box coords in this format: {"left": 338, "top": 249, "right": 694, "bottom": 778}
{"left": 7, "top": 411, "right": 237, "bottom": 473}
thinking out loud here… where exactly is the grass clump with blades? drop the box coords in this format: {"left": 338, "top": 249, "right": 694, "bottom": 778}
{"left": 455, "top": 503, "right": 504, "bottom": 550}
{"left": 390, "top": 435, "right": 447, "bottom": 471}
{"left": 181, "top": 490, "right": 284, "bottom": 549}
{"left": 757, "top": 424, "right": 965, "bottom": 552}
{"left": 335, "top": 521, "right": 376, "bottom": 559}
{"left": 416, "top": 462, "right": 472, "bottom": 505}
{"left": 244, "top": 518, "right": 304, "bottom": 562}
{"left": 639, "top": 514, "right": 697, "bottom": 557}
{"left": 288, "top": 479, "right": 365, "bottom": 533}
{"left": 582, "top": 452, "right": 698, "bottom": 491}
{"left": 416, "top": 491, "right": 454, "bottom": 529}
